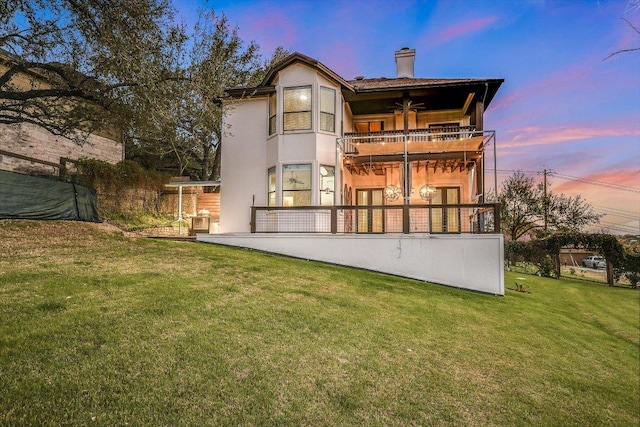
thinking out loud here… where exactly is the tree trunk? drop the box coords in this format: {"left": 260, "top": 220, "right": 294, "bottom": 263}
{"left": 554, "top": 253, "right": 561, "bottom": 279}
{"left": 606, "top": 261, "right": 614, "bottom": 286}
{"left": 211, "top": 143, "right": 222, "bottom": 181}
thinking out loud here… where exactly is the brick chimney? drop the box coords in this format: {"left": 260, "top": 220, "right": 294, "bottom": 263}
{"left": 395, "top": 47, "right": 415, "bottom": 78}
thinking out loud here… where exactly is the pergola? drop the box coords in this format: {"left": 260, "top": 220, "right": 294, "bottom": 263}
{"left": 164, "top": 180, "right": 220, "bottom": 221}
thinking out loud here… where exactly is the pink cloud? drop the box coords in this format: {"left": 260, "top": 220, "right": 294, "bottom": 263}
{"left": 421, "top": 16, "right": 499, "bottom": 49}
{"left": 500, "top": 125, "right": 640, "bottom": 149}
{"left": 553, "top": 169, "right": 640, "bottom": 194}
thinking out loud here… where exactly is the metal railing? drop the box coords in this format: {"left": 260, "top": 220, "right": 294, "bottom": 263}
{"left": 250, "top": 203, "right": 500, "bottom": 234}
{"left": 339, "top": 127, "right": 483, "bottom": 156}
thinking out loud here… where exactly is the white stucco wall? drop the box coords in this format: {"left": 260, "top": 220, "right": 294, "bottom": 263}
{"left": 197, "top": 233, "right": 505, "bottom": 295}
{"left": 220, "top": 98, "right": 269, "bottom": 233}
{"left": 220, "top": 62, "right": 344, "bottom": 232}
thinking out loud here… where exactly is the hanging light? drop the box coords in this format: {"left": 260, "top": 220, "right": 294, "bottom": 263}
{"left": 420, "top": 161, "right": 435, "bottom": 201}
{"left": 419, "top": 184, "right": 435, "bottom": 201}
{"left": 384, "top": 165, "right": 401, "bottom": 201}
{"left": 384, "top": 185, "right": 401, "bottom": 201}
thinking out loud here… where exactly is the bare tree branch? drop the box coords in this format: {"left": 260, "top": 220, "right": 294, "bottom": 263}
{"left": 603, "top": 18, "right": 640, "bottom": 60}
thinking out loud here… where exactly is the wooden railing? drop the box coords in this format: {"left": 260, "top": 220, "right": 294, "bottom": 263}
{"left": 250, "top": 203, "right": 500, "bottom": 235}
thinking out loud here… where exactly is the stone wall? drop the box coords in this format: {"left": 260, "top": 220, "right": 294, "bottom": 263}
{"left": 0, "top": 122, "right": 123, "bottom": 175}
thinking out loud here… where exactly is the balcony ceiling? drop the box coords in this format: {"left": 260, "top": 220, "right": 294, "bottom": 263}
{"left": 343, "top": 79, "right": 503, "bottom": 116}
{"left": 345, "top": 91, "right": 470, "bottom": 115}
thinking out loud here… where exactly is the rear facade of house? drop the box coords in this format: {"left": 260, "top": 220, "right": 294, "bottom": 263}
{"left": 206, "top": 48, "right": 505, "bottom": 294}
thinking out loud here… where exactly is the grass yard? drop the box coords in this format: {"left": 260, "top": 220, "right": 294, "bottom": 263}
{"left": 1, "top": 220, "right": 638, "bottom": 426}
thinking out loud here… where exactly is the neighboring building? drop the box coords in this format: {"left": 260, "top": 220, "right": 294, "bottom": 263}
{"left": 0, "top": 50, "right": 123, "bottom": 177}
{"left": 200, "top": 48, "right": 506, "bottom": 294}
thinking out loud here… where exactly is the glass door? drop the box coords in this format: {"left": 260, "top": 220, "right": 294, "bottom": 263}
{"left": 430, "top": 187, "right": 460, "bottom": 233}
{"left": 356, "top": 189, "right": 384, "bottom": 233}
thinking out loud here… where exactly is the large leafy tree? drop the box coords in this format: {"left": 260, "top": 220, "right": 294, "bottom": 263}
{"left": 0, "top": 0, "right": 185, "bottom": 142}
{"left": 120, "top": 9, "right": 289, "bottom": 181}
{"left": 498, "top": 171, "right": 602, "bottom": 241}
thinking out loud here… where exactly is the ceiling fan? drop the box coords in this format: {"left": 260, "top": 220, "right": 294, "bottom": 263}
{"left": 288, "top": 177, "right": 304, "bottom": 185}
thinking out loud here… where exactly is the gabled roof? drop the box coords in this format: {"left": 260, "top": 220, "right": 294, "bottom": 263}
{"left": 225, "top": 52, "right": 354, "bottom": 98}
{"left": 225, "top": 52, "right": 504, "bottom": 112}
{"left": 260, "top": 52, "right": 354, "bottom": 90}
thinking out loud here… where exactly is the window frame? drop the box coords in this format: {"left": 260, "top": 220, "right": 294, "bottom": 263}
{"left": 268, "top": 92, "right": 277, "bottom": 135}
{"left": 319, "top": 164, "right": 335, "bottom": 206}
{"left": 319, "top": 86, "right": 336, "bottom": 133}
{"left": 267, "top": 166, "right": 276, "bottom": 206}
{"left": 283, "top": 86, "right": 312, "bottom": 132}
{"left": 282, "top": 163, "right": 312, "bottom": 206}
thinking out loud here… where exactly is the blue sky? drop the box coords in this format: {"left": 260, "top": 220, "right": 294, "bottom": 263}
{"left": 173, "top": 0, "right": 640, "bottom": 233}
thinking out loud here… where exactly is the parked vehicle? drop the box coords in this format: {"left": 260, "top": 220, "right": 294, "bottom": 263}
{"left": 582, "top": 256, "right": 606, "bottom": 269}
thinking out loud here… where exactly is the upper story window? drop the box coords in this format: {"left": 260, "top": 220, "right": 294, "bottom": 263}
{"left": 283, "top": 86, "right": 312, "bottom": 131}
{"left": 355, "top": 121, "right": 384, "bottom": 132}
{"left": 268, "top": 93, "right": 277, "bottom": 135}
{"left": 320, "top": 87, "right": 336, "bottom": 132}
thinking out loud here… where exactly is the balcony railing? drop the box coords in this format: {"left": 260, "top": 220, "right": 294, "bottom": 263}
{"left": 250, "top": 203, "right": 500, "bottom": 234}
{"left": 339, "top": 127, "right": 488, "bottom": 158}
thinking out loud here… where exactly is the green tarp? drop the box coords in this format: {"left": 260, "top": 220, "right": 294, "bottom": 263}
{"left": 0, "top": 169, "right": 100, "bottom": 222}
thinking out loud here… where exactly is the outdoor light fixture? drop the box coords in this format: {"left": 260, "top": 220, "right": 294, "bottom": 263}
{"left": 384, "top": 185, "right": 401, "bottom": 201}
{"left": 419, "top": 184, "right": 435, "bottom": 201}
{"left": 384, "top": 166, "right": 401, "bottom": 202}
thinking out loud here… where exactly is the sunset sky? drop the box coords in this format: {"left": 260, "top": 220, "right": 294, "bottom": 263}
{"left": 174, "top": 0, "right": 640, "bottom": 234}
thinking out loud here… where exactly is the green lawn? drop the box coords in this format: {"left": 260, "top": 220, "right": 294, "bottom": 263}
{"left": 1, "top": 220, "right": 638, "bottom": 426}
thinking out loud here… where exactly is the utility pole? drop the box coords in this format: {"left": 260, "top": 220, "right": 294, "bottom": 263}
{"left": 543, "top": 168, "right": 548, "bottom": 231}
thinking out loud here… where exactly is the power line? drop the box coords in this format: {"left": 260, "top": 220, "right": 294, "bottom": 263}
{"left": 594, "top": 205, "right": 640, "bottom": 216}
{"left": 594, "top": 209, "right": 640, "bottom": 221}
{"left": 549, "top": 172, "right": 640, "bottom": 193}
{"left": 496, "top": 169, "right": 640, "bottom": 193}
{"left": 597, "top": 220, "right": 640, "bottom": 234}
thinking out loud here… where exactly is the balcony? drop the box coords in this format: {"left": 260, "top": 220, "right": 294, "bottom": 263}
{"left": 250, "top": 203, "right": 500, "bottom": 234}
{"left": 339, "top": 126, "right": 490, "bottom": 159}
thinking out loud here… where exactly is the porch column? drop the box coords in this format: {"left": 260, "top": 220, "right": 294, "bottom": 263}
{"left": 403, "top": 96, "right": 410, "bottom": 205}
{"left": 475, "top": 100, "right": 484, "bottom": 203}
{"left": 177, "top": 185, "right": 183, "bottom": 221}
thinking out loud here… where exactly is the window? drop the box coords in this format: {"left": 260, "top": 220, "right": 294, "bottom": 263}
{"left": 268, "top": 167, "right": 276, "bottom": 206}
{"left": 355, "top": 121, "right": 384, "bottom": 132}
{"left": 283, "top": 86, "right": 311, "bottom": 131}
{"left": 268, "top": 93, "right": 277, "bottom": 135}
{"left": 430, "top": 187, "right": 460, "bottom": 233}
{"left": 320, "top": 87, "right": 335, "bottom": 132}
{"left": 319, "top": 165, "right": 335, "bottom": 205}
{"left": 282, "top": 164, "right": 311, "bottom": 206}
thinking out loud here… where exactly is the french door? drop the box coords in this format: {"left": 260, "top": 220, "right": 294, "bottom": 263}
{"left": 356, "top": 189, "right": 384, "bottom": 233}
{"left": 430, "top": 187, "right": 460, "bottom": 233}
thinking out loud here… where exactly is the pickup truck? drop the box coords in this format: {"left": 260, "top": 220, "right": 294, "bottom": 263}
{"left": 581, "top": 256, "right": 606, "bottom": 269}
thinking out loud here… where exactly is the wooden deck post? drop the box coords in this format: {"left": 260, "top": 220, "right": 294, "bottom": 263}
{"left": 331, "top": 207, "right": 337, "bottom": 234}
{"left": 250, "top": 207, "right": 256, "bottom": 233}
{"left": 493, "top": 203, "right": 501, "bottom": 234}
{"left": 403, "top": 205, "right": 410, "bottom": 234}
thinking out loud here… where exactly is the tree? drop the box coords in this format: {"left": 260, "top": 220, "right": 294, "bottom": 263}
{"left": 125, "top": 10, "right": 290, "bottom": 181}
{"left": 0, "top": 0, "right": 185, "bottom": 142}
{"left": 604, "top": 18, "right": 640, "bottom": 60}
{"left": 498, "top": 171, "right": 602, "bottom": 241}
{"left": 498, "top": 172, "right": 544, "bottom": 241}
